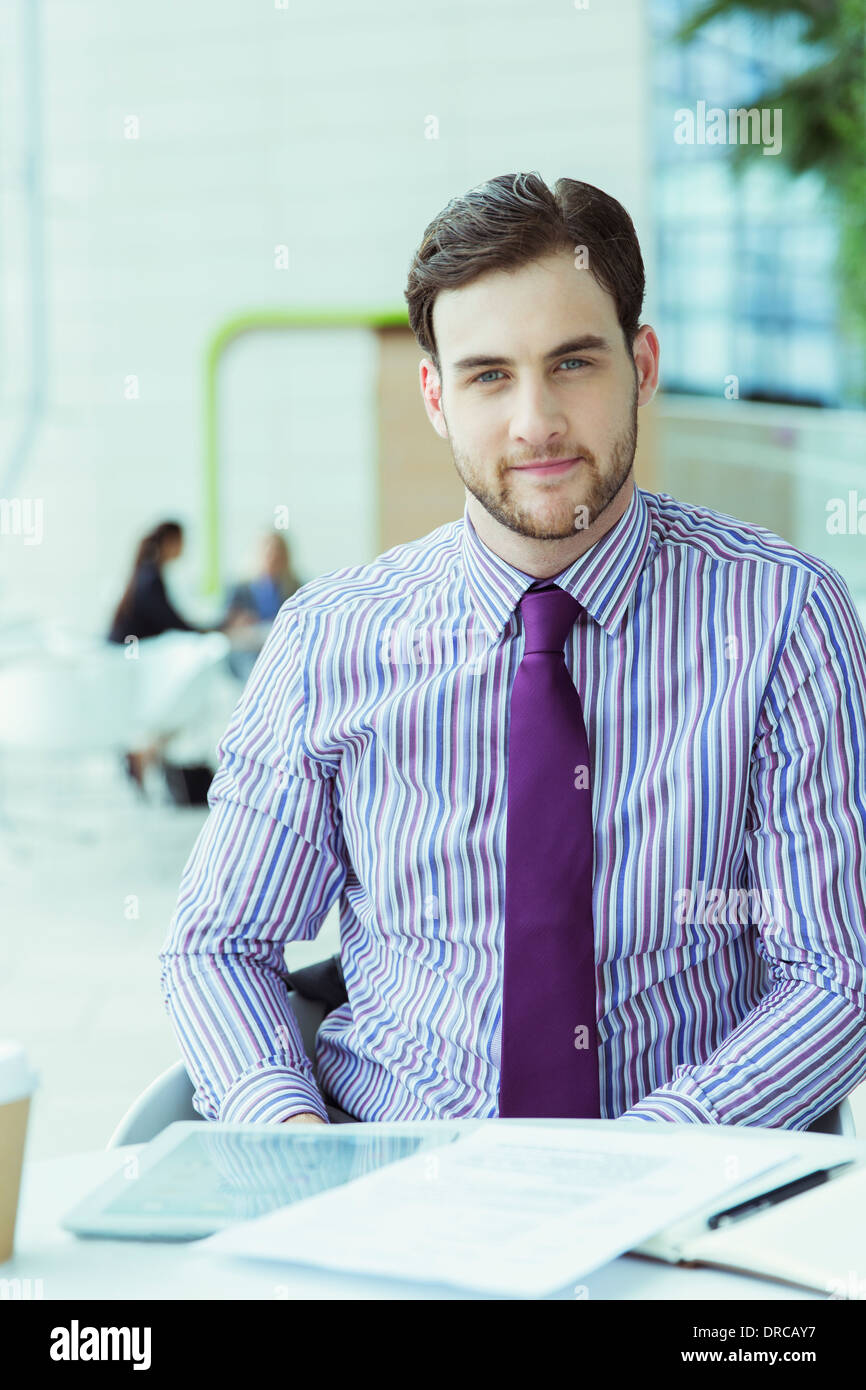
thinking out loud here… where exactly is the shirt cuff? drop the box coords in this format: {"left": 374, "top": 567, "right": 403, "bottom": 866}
{"left": 618, "top": 1088, "right": 719, "bottom": 1124}
{"left": 218, "top": 1064, "right": 331, "bottom": 1124}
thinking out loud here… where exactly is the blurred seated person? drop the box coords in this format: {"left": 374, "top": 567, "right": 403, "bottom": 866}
{"left": 220, "top": 531, "right": 303, "bottom": 680}
{"left": 108, "top": 520, "right": 206, "bottom": 644}
{"left": 108, "top": 519, "right": 211, "bottom": 789}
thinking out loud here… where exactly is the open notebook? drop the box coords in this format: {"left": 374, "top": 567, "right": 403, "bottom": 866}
{"left": 631, "top": 1148, "right": 866, "bottom": 1298}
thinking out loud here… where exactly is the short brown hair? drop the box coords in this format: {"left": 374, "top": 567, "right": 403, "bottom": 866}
{"left": 404, "top": 171, "right": 645, "bottom": 372}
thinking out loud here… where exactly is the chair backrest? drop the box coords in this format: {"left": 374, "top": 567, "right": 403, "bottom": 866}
{"left": 0, "top": 646, "right": 138, "bottom": 752}
{"left": 106, "top": 989, "right": 328, "bottom": 1147}
{"left": 108, "top": 1057, "right": 856, "bottom": 1149}
{"left": 806, "top": 1098, "right": 855, "bottom": 1137}
{"left": 285, "top": 992, "right": 329, "bottom": 1087}
{"left": 107, "top": 958, "right": 858, "bottom": 1147}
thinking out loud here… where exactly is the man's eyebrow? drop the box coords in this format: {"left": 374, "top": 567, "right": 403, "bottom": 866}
{"left": 450, "top": 335, "right": 613, "bottom": 373}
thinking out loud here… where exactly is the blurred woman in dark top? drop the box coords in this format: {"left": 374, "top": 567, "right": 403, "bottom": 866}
{"left": 108, "top": 520, "right": 204, "bottom": 645}
{"left": 108, "top": 520, "right": 208, "bottom": 790}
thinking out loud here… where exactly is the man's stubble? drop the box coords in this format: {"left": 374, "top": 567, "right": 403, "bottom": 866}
{"left": 443, "top": 373, "right": 638, "bottom": 542}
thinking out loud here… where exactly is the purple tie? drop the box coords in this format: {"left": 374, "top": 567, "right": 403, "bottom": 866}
{"left": 498, "top": 581, "right": 602, "bottom": 1118}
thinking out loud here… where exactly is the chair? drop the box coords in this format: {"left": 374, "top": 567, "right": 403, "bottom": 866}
{"left": 804, "top": 1098, "right": 856, "bottom": 1136}
{"left": 0, "top": 627, "right": 234, "bottom": 842}
{"left": 107, "top": 957, "right": 343, "bottom": 1148}
{"left": 0, "top": 636, "right": 141, "bottom": 845}
{"left": 107, "top": 953, "right": 858, "bottom": 1146}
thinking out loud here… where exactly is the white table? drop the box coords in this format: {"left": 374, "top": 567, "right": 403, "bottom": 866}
{"left": 1, "top": 1141, "right": 827, "bottom": 1300}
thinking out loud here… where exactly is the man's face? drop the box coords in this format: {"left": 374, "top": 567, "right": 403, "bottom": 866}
{"left": 422, "top": 248, "right": 653, "bottom": 541}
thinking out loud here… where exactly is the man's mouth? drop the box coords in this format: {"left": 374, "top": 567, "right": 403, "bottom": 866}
{"left": 511, "top": 456, "right": 584, "bottom": 476}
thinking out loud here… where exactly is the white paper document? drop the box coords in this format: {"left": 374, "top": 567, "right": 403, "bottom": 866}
{"left": 197, "top": 1122, "right": 798, "bottom": 1297}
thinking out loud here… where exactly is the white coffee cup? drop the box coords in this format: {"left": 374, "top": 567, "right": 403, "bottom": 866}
{"left": 0, "top": 1041, "right": 39, "bottom": 1262}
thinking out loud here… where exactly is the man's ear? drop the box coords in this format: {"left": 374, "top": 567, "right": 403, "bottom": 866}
{"left": 632, "top": 325, "right": 660, "bottom": 406}
{"left": 419, "top": 358, "right": 449, "bottom": 441}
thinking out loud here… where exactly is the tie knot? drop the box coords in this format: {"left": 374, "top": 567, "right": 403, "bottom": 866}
{"left": 519, "top": 582, "right": 582, "bottom": 654}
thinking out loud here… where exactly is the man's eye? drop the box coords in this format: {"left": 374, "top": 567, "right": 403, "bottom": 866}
{"left": 472, "top": 359, "right": 589, "bottom": 385}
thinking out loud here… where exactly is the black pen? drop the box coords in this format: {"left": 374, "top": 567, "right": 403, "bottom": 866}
{"left": 708, "top": 1161, "right": 857, "bottom": 1230}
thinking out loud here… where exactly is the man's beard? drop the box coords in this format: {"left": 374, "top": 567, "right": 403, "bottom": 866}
{"left": 446, "top": 378, "right": 638, "bottom": 542}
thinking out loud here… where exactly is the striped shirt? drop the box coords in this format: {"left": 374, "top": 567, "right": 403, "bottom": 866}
{"left": 159, "top": 482, "right": 866, "bottom": 1127}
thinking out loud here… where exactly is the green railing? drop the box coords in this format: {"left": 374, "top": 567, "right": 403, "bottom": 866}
{"left": 202, "top": 308, "right": 409, "bottom": 593}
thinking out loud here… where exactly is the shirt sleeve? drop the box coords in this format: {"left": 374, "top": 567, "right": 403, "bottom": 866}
{"left": 620, "top": 567, "right": 866, "bottom": 1127}
{"left": 158, "top": 598, "right": 348, "bottom": 1124}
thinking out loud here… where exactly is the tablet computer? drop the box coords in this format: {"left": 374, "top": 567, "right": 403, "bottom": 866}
{"left": 61, "top": 1120, "right": 480, "bottom": 1241}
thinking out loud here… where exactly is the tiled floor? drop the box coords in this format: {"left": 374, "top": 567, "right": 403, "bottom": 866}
{"left": 3, "top": 752, "right": 864, "bottom": 1162}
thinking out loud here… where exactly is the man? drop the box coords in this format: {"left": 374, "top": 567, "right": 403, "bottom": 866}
{"left": 160, "top": 172, "right": 866, "bottom": 1129}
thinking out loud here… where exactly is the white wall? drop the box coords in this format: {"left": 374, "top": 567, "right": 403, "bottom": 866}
{"left": 656, "top": 395, "right": 866, "bottom": 610}
{"left": 0, "top": 0, "right": 651, "bottom": 633}
{"left": 219, "top": 329, "right": 379, "bottom": 598}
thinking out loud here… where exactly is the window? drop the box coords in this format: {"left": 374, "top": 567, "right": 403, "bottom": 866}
{"left": 650, "top": 0, "right": 849, "bottom": 407}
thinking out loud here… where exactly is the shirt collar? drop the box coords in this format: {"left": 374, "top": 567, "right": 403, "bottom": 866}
{"left": 460, "top": 482, "right": 654, "bottom": 640}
